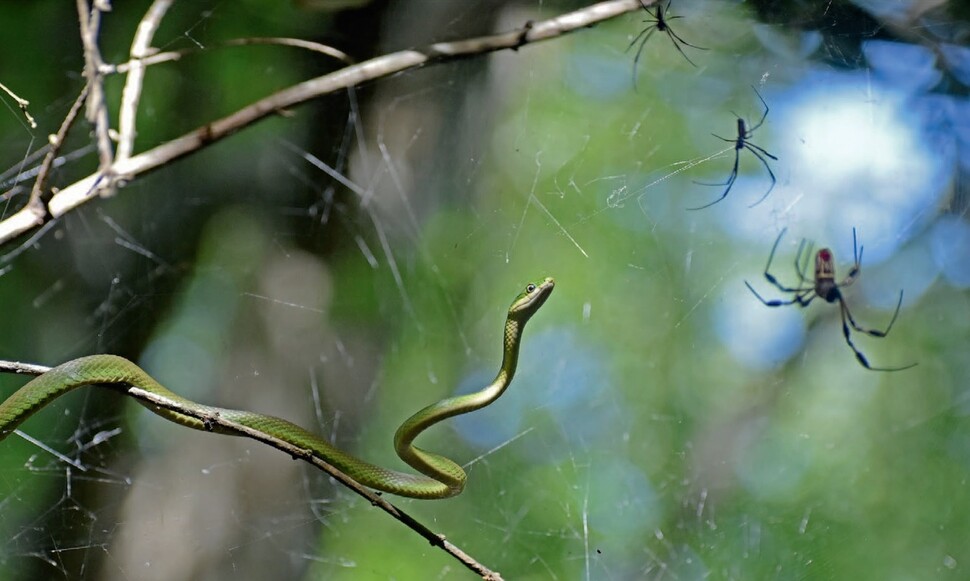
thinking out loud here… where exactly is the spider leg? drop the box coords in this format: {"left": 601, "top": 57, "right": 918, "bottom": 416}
{"left": 663, "top": 29, "right": 701, "bottom": 67}
{"left": 764, "top": 236, "right": 815, "bottom": 294}
{"left": 746, "top": 281, "right": 815, "bottom": 307}
{"left": 843, "top": 290, "right": 905, "bottom": 338}
{"left": 842, "top": 227, "right": 862, "bottom": 285}
{"left": 746, "top": 86, "right": 771, "bottom": 133}
{"left": 626, "top": 23, "right": 656, "bottom": 53}
{"left": 762, "top": 274, "right": 815, "bottom": 294}
{"left": 750, "top": 230, "right": 814, "bottom": 296}
{"left": 794, "top": 238, "right": 814, "bottom": 286}
{"left": 650, "top": 0, "right": 672, "bottom": 21}
{"left": 838, "top": 295, "right": 916, "bottom": 371}
{"left": 838, "top": 298, "right": 875, "bottom": 369}
{"left": 693, "top": 135, "right": 742, "bottom": 186}
{"left": 644, "top": 0, "right": 705, "bottom": 67}
{"left": 741, "top": 141, "right": 779, "bottom": 161}
{"left": 688, "top": 147, "right": 739, "bottom": 210}
{"left": 628, "top": 26, "right": 658, "bottom": 90}
{"left": 743, "top": 143, "right": 778, "bottom": 207}
{"left": 665, "top": 24, "right": 708, "bottom": 52}
{"left": 635, "top": 0, "right": 661, "bottom": 18}
{"left": 766, "top": 228, "right": 787, "bottom": 272}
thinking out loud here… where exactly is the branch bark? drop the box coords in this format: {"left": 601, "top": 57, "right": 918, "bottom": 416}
{"left": 0, "top": 81, "right": 37, "bottom": 129}
{"left": 0, "top": 358, "right": 505, "bottom": 580}
{"left": 0, "top": 0, "right": 647, "bottom": 249}
{"left": 76, "top": 0, "right": 114, "bottom": 172}
{"left": 117, "top": 0, "right": 173, "bottom": 162}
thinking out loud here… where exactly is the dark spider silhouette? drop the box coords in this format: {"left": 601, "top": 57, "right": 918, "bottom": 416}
{"left": 745, "top": 228, "right": 917, "bottom": 372}
{"left": 690, "top": 87, "right": 778, "bottom": 210}
{"left": 627, "top": 0, "right": 707, "bottom": 89}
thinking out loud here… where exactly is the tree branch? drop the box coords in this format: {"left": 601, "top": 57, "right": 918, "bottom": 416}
{"left": 0, "top": 81, "right": 37, "bottom": 129}
{"left": 0, "top": 358, "right": 505, "bottom": 580}
{"left": 0, "top": 0, "right": 647, "bottom": 248}
{"left": 33, "top": 86, "right": 90, "bottom": 209}
{"left": 106, "top": 37, "right": 354, "bottom": 75}
{"left": 0, "top": 86, "right": 90, "bottom": 248}
{"left": 76, "top": 0, "right": 114, "bottom": 173}
{"left": 117, "top": 0, "right": 173, "bottom": 162}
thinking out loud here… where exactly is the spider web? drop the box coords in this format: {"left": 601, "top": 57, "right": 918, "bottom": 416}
{"left": 1, "top": 1, "right": 969, "bottom": 579}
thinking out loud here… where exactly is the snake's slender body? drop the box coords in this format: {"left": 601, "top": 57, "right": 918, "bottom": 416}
{"left": 0, "top": 278, "right": 554, "bottom": 499}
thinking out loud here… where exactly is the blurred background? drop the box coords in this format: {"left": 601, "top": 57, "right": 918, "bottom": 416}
{"left": 1, "top": 0, "right": 969, "bottom": 579}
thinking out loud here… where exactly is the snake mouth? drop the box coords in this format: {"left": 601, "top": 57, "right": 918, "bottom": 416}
{"left": 537, "top": 277, "right": 555, "bottom": 296}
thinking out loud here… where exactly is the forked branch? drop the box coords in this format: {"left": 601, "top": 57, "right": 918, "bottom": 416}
{"left": 0, "top": 0, "right": 650, "bottom": 249}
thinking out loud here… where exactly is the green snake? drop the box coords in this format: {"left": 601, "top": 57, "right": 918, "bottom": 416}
{"left": 0, "top": 277, "right": 554, "bottom": 499}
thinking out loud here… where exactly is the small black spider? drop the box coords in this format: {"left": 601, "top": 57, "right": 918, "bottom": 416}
{"left": 690, "top": 87, "right": 778, "bottom": 210}
{"left": 745, "top": 228, "right": 917, "bottom": 372}
{"left": 627, "top": 0, "right": 707, "bottom": 89}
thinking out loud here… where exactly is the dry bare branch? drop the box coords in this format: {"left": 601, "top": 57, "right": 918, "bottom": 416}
{"left": 0, "top": 0, "right": 645, "bottom": 248}
{"left": 0, "top": 81, "right": 37, "bottom": 129}
{"left": 105, "top": 37, "right": 353, "bottom": 75}
{"left": 117, "top": 0, "right": 174, "bottom": 162}
{"left": 0, "top": 86, "right": 91, "bottom": 245}
{"left": 76, "top": 0, "right": 114, "bottom": 172}
{"left": 31, "top": 86, "right": 89, "bottom": 208}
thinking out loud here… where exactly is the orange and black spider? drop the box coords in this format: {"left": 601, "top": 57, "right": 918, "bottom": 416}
{"left": 627, "top": 0, "right": 707, "bottom": 89}
{"left": 745, "top": 228, "right": 917, "bottom": 372}
{"left": 691, "top": 87, "right": 778, "bottom": 210}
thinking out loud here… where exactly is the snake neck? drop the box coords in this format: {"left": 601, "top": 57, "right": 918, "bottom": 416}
{"left": 491, "top": 316, "right": 521, "bottom": 399}
{"left": 394, "top": 316, "right": 523, "bottom": 439}
{"left": 390, "top": 314, "right": 526, "bottom": 493}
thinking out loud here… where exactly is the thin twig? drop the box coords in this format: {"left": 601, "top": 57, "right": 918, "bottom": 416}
{"left": 0, "top": 81, "right": 37, "bottom": 129}
{"left": 3, "top": 86, "right": 89, "bottom": 235}
{"left": 0, "top": 144, "right": 96, "bottom": 192}
{"left": 117, "top": 0, "right": 173, "bottom": 162}
{"left": 106, "top": 37, "right": 354, "bottom": 75}
{"left": 76, "top": 0, "right": 114, "bottom": 174}
{"left": 0, "top": 0, "right": 645, "bottom": 247}
{"left": 33, "top": 86, "right": 90, "bottom": 209}
{"left": 0, "top": 220, "right": 60, "bottom": 266}
{"left": 0, "top": 358, "right": 504, "bottom": 580}
{"left": 0, "top": 144, "right": 50, "bottom": 186}
{"left": 0, "top": 186, "right": 25, "bottom": 204}
{"left": 0, "top": 360, "right": 50, "bottom": 376}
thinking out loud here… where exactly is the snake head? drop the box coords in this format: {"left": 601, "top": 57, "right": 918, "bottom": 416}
{"left": 509, "top": 277, "right": 555, "bottom": 321}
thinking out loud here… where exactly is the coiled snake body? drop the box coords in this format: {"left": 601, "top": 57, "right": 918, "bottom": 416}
{"left": 0, "top": 277, "right": 554, "bottom": 499}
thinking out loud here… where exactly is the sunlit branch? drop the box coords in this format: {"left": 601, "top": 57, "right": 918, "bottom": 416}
{"left": 0, "top": 358, "right": 506, "bottom": 581}
{"left": 0, "top": 0, "right": 650, "bottom": 248}
{"left": 0, "top": 81, "right": 37, "bottom": 129}
{"left": 117, "top": 0, "right": 174, "bottom": 162}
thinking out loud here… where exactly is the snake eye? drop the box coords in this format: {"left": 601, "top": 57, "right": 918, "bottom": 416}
{"left": 526, "top": 283, "right": 537, "bottom": 293}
